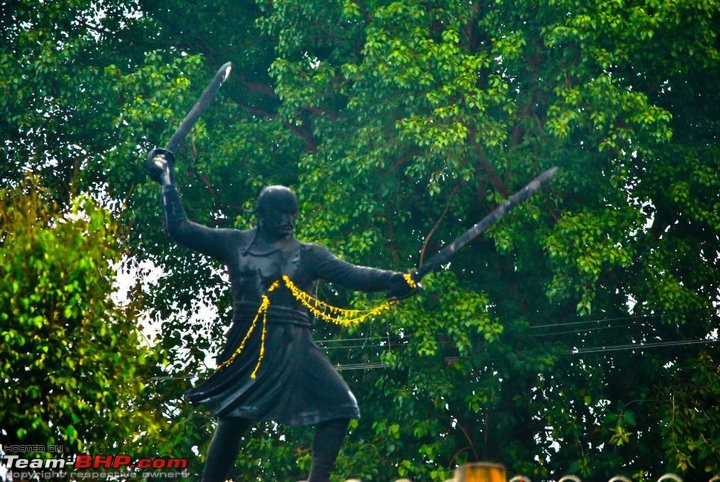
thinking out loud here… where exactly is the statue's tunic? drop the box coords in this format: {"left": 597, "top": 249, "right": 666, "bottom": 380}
{"left": 162, "top": 186, "right": 397, "bottom": 425}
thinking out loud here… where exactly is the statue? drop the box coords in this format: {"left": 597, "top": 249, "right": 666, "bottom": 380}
{"left": 147, "top": 148, "right": 419, "bottom": 482}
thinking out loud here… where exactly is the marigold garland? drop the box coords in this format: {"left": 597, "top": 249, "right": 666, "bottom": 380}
{"left": 216, "top": 274, "right": 414, "bottom": 377}
{"left": 403, "top": 272, "right": 418, "bottom": 289}
{"left": 280, "top": 275, "right": 396, "bottom": 325}
{"left": 215, "top": 280, "right": 279, "bottom": 378}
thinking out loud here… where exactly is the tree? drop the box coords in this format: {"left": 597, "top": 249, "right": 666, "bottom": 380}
{"left": 1, "top": 0, "right": 718, "bottom": 480}
{"left": 0, "top": 179, "right": 164, "bottom": 459}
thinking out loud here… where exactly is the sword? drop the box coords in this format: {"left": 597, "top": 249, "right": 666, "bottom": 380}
{"left": 146, "top": 62, "right": 232, "bottom": 183}
{"left": 415, "top": 167, "right": 559, "bottom": 281}
{"left": 164, "top": 61, "right": 233, "bottom": 153}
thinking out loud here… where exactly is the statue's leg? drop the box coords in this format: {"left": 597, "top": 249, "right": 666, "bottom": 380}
{"left": 201, "top": 416, "right": 252, "bottom": 482}
{"left": 307, "top": 418, "right": 350, "bottom": 482}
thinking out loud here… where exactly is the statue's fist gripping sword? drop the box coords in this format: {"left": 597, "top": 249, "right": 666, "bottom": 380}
{"left": 412, "top": 167, "right": 559, "bottom": 282}
{"left": 147, "top": 62, "right": 233, "bottom": 184}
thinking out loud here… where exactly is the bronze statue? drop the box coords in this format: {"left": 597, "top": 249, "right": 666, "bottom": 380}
{"left": 148, "top": 148, "right": 418, "bottom": 482}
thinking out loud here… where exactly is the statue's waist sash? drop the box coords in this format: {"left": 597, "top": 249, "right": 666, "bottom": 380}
{"left": 234, "top": 301, "right": 311, "bottom": 327}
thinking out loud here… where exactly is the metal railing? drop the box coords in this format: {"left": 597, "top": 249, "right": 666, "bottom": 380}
{"left": 340, "top": 464, "right": 720, "bottom": 482}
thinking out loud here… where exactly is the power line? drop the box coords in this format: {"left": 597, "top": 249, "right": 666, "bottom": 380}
{"left": 322, "top": 343, "right": 404, "bottom": 351}
{"left": 146, "top": 314, "right": 717, "bottom": 378}
{"left": 568, "top": 337, "right": 719, "bottom": 355}
{"left": 534, "top": 325, "right": 629, "bottom": 337}
{"left": 313, "top": 315, "right": 667, "bottom": 346}
{"left": 335, "top": 362, "right": 390, "bottom": 371}
{"left": 147, "top": 335, "right": 719, "bottom": 379}
{"left": 533, "top": 321, "right": 666, "bottom": 337}
{"left": 316, "top": 336, "right": 394, "bottom": 344}
{"left": 318, "top": 340, "right": 408, "bottom": 351}
{"left": 530, "top": 314, "right": 661, "bottom": 330}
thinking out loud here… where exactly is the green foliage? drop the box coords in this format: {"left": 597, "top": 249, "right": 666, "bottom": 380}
{"left": 659, "top": 352, "right": 720, "bottom": 473}
{"left": 1, "top": 0, "right": 719, "bottom": 480}
{"left": 0, "top": 179, "right": 162, "bottom": 456}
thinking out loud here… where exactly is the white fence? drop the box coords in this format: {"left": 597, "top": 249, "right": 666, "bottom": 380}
{"left": 350, "top": 467, "right": 720, "bottom": 482}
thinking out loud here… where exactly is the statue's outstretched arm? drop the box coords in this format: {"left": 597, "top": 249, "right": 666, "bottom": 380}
{"left": 308, "top": 244, "right": 419, "bottom": 299}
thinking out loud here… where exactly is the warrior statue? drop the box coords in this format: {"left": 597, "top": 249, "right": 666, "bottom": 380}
{"left": 147, "top": 148, "right": 419, "bottom": 482}
{"left": 144, "top": 61, "right": 555, "bottom": 482}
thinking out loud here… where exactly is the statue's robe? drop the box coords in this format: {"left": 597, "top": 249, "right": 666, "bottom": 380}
{"left": 162, "top": 185, "right": 398, "bottom": 425}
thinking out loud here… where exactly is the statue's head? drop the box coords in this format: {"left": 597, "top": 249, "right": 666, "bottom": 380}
{"left": 256, "top": 185, "right": 298, "bottom": 239}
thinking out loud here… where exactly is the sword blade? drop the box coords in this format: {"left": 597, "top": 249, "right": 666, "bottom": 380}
{"left": 165, "top": 61, "right": 233, "bottom": 153}
{"left": 416, "top": 166, "right": 558, "bottom": 280}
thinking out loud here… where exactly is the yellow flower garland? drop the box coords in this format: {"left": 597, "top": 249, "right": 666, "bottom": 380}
{"left": 215, "top": 280, "right": 280, "bottom": 378}
{"left": 215, "top": 274, "right": 414, "bottom": 378}
{"left": 403, "top": 272, "right": 418, "bottom": 289}
{"left": 281, "top": 275, "right": 396, "bottom": 325}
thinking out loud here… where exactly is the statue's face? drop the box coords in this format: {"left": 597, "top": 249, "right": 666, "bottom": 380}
{"left": 257, "top": 186, "right": 298, "bottom": 239}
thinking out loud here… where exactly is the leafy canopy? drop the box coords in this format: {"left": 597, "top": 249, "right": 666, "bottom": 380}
{"left": 1, "top": 0, "right": 719, "bottom": 480}
{"left": 0, "top": 180, "right": 163, "bottom": 457}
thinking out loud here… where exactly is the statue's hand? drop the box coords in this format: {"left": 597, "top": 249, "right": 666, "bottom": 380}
{"left": 146, "top": 147, "right": 175, "bottom": 186}
{"left": 387, "top": 272, "right": 422, "bottom": 301}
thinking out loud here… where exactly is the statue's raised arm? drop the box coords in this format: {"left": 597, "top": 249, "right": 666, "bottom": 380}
{"left": 146, "top": 147, "right": 246, "bottom": 265}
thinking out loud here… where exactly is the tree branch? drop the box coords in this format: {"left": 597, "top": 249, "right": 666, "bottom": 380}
{"left": 419, "top": 183, "right": 461, "bottom": 267}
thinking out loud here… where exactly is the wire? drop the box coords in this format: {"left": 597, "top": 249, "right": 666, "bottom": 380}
{"left": 313, "top": 315, "right": 667, "bottom": 346}
{"left": 318, "top": 339, "right": 408, "bottom": 350}
{"left": 322, "top": 343, "right": 404, "bottom": 351}
{"left": 335, "top": 362, "right": 390, "bottom": 371}
{"left": 530, "top": 314, "right": 661, "bottom": 330}
{"left": 534, "top": 325, "right": 627, "bottom": 337}
{"left": 316, "top": 336, "right": 386, "bottom": 344}
{"left": 147, "top": 335, "right": 719, "bottom": 380}
{"left": 146, "top": 313, "right": 716, "bottom": 379}
{"left": 568, "top": 337, "right": 719, "bottom": 355}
